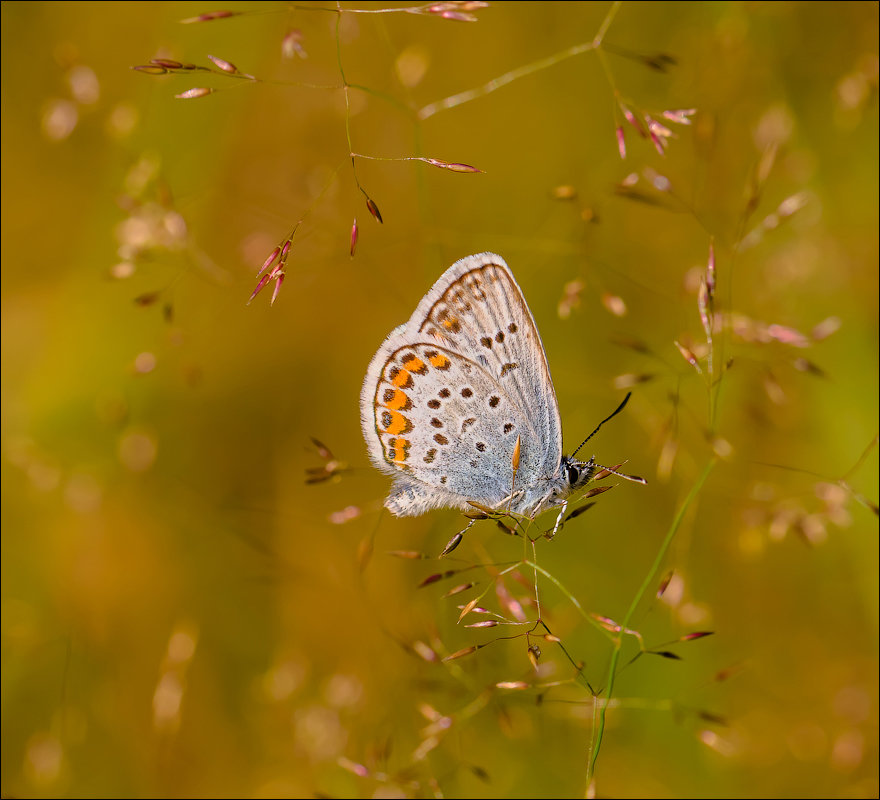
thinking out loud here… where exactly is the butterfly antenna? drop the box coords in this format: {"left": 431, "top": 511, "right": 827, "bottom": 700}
{"left": 570, "top": 392, "right": 633, "bottom": 458}
{"left": 593, "top": 461, "right": 647, "bottom": 485}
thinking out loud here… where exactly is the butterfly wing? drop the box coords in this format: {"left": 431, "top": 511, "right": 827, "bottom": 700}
{"left": 360, "top": 253, "right": 563, "bottom": 516}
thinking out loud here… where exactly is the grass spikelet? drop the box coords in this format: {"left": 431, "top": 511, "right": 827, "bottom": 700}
{"left": 650, "top": 650, "right": 683, "bottom": 660}
{"left": 419, "top": 571, "right": 455, "bottom": 588}
{"left": 247, "top": 274, "right": 271, "bottom": 305}
{"left": 581, "top": 486, "right": 613, "bottom": 500}
{"left": 442, "top": 645, "right": 479, "bottom": 662}
{"left": 563, "top": 502, "right": 596, "bottom": 522}
{"left": 416, "top": 1, "right": 488, "bottom": 23}
{"left": 180, "top": 10, "right": 240, "bottom": 23}
{"left": 150, "top": 58, "right": 184, "bottom": 69}
{"left": 495, "top": 581, "right": 527, "bottom": 622}
{"left": 282, "top": 29, "right": 307, "bottom": 60}
{"left": 134, "top": 291, "right": 162, "bottom": 307}
{"left": 622, "top": 106, "right": 647, "bottom": 138}
{"left": 328, "top": 505, "right": 361, "bottom": 524}
{"left": 249, "top": 233, "right": 296, "bottom": 306}
{"left": 591, "top": 614, "right": 622, "bottom": 633}
{"left": 364, "top": 195, "right": 383, "bottom": 224}
{"left": 681, "top": 631, "right": 714, "bottom": 642}
{"left": 337, "top": 756, "right": 370, "bottom": 778}
{"left": 526, "top": 646, "right": 540, "bottom": 670}
{"left": 440, "top": 532, "right": 463, "bottom": 556}
{"left": 662, "top": 108, "right": 696, "bottom": 125}
{"left": 175, "top": 87, "right": 214, "bottom": 99}
{"left": 657, "top": 570, "right": 675, "bottom": 598}
{"left": 256, "top": 246, "right": 280, "bottom": 278}
{"left": 132, "top": 65, "right": 168, "bottom": 75}
{"left": 601, "top": 293, "right": 627, "bottom": 316}
{"left": 442, "top": 582, "right": 475, "bottom": 598}
{"left": 811, "top": 316, "right": 841, "bottom": 341}
{"left": 457, "top": 597, "right": 480, "bottom": 623}
{"left": 412, "top": 641, "right": 440, "bottom": 663}
{"left": 388, "top": 550, "right": 429, "bottom": 559}
{"left": 207, "top": 55, "right": 238, "bottom": 74}
{"left": 349, "top": 218, "right": 358, "bottom": 256}
{"left": 612, "top": 373, "right": 656, "bottom": 389}
{"left": 674, "top": 340, "right": 703, "bottom": 374}
{"left": 421, "top": 158, "right": 483, "bottom": 173}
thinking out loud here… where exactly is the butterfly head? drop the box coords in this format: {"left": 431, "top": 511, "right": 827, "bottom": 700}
{"left": 522, "top": 455, "right": 596, "bottom": 516}
{"left": 560, "top": 454, "right": 597, "bottom": 493}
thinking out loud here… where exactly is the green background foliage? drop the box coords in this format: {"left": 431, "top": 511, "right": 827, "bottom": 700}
{"left": 2, "top": 2, "right": 877, "bottom": 797}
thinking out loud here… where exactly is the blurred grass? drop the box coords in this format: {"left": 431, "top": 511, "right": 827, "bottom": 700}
{"left": 2, "top": 1, "right": 878, "bottom": 798}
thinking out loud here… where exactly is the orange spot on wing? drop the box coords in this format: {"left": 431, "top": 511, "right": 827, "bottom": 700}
{"left": 384, "top": 410, "right": 412, "bottom": 436}
{"left": 402, "top": 355, "right": 427, "bottom": 375}
{"left": 428, "top": 352, "right": 451, "bottom": 370}
{"left": 388, "top": 437, "right": 410, "bottom": 464}
{"left": 383, "top": 388, "right": 410, "bottom": 410}
{"left": 392, "top": 369, "right": 412, "bottom": 388}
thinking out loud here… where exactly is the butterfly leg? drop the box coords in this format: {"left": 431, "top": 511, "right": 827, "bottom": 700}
{"left": 547, "top": 500, "right": 569, "bottom": 540}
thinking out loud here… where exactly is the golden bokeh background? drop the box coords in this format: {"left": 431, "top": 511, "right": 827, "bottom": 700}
{"left": 2, "top": 2, "right": 877, "bottom": 797}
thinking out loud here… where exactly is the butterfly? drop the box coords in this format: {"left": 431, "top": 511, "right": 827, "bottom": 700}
{"left": 360, "top": 252, "right": 641, "bottom": 533}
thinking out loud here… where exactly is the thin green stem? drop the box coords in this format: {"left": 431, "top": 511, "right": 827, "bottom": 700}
{"left": 528, "top": 537, "right": 542, "bottom": 619}
{"left": 705, "top": 318, "right": 715, "bottom": 431}
{"left": 335, "top": 4, "right": 364, "bottom": 196}
{"left": 593, "top": 1, "right": 623, "bottom": 46}
{"left": 349, "top": 82, "right": 414, "bottom": 115}
{"left": 584, "top": 459, "right": 715, "bottom": 795}
{"left": 523, "top": 560, "right": 615, "bottom": 639}
{"left": 418, "top": 40, "right": 596, "bottom": 120}
{"left": 594, "top": 45, "right": 620, "bottom": 102}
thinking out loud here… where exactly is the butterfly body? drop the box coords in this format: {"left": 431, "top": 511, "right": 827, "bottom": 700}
{"left": 361, "top": 253, "right": 597, "bottom": 518}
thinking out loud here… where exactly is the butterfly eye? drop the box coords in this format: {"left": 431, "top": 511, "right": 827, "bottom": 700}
{"left": 567, "top": 465, "right": 580, "bottom": 486}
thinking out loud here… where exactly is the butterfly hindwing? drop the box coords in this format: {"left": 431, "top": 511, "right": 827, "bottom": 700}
{"left": 360, "top": 253, "right": 564, "bottom": 515}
